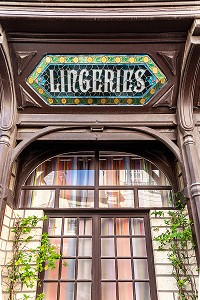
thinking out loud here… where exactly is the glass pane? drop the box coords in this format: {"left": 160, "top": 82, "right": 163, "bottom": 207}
{"left": 20, "top": 190, "right": 55, "bottom": 208}
{"left": 116, "top": 218, "right": 129, "bottom": 235}
{"left": 43, "top": 283, "right": 58, "bottom": 300}
{"left": 118, "top": 282, "right": 133, "bottom": 300}
{"left": 101, "top": 238, "right": 115, "bottom": 257}
{"left": 132, "top": 238, "right": 147, "bottom": 257}
{"left": 59, "top": 190, "right": 94, "bottom": 208}
{"left": 49, "top": 237, "right": 61, "bottom": 254}
{"left": 134, "top": 259, "right": 149, "bottom": 280}
{"left": 77, "top": 282, "right": 91, "bottom": 300}
{"left": 60, "top": 282, "right": 74, "bottom": 300}
{"left": 99, "top": 153, "right": 170, "bottom": 186}
{"left": 101, "top": 282, "right": 116, "bottom": 300}
{"left": 64, "top": 218, "right": 77, "bottom": 235}
{"left": 131, "top": 218, "right": 145, "bottom": 235}
{"left": 99, "top": 190, "right": 134, "bottom": 208}
{"left": 138, "top": 189, "right": 173, "bottom": 207}
{"left": 44, "top": 259, "right": 59, "bottom": 280}
{"left": 25, "top": 154, "right": 95, "bottom": 186}
{"left": 77, "top": 259, "right": 92, "bottom": 279}
{"left": 63, "top": 238, "right": 77, "bottom": 256}
{"left": 101, "top": 218, "right": 114, "bottom": 236}
{"left": 117, "top": 238, "right": 131, "bottom": 256}
{"left": 48, "top": 218, "right": 62, "bottom": 235}
{"left": 118, "top": 259, "right": 132, "bottom": 279}
{"left": 135, "top": 282, "right": 151, "bottom": 300}
{"left": 61, "top": 259, "right": 75, "bottom": 280}
{"left": 101, "top": 259, "right": 115, "bottom": 279}
{"left": 78, "top": 238, "right": 92, "bottom": 256}
{"left": 79, "top": 218, "right": 92, "bottom": 235}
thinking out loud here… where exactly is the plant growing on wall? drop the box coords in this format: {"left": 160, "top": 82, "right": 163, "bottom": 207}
{"left": 1, "top": 215, "right": 60, "bottom": 300}
{"left": 153, "top": 193, "right": 198, "bottom": 300}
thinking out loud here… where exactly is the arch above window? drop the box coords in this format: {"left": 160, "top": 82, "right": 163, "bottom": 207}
{"left": 19, "top": 151, "right": 173, "bottom": 209}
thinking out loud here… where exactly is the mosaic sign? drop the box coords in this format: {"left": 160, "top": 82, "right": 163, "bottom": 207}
{"left": 26, "top": 54, "right": 167, "bottom": 106}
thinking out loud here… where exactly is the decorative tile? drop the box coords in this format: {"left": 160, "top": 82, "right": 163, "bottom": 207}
{"left": 26, "top": 54, "right": 167, "bottom": 106}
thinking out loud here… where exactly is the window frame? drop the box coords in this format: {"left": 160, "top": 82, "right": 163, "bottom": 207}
{"left": 37, "top": 210, "right": 158, "bottom": 300}
{"left": 19, "top": 150, "right": 173, "bottom": 209}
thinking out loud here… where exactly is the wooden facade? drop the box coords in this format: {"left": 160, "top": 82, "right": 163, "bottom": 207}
{"left": 0, "top": 1, "right": 200, "bottom": 299}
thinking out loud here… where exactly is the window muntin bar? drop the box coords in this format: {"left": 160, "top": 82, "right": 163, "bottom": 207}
{"left": 41, "top": 214, "right": 154, "bottom": 300}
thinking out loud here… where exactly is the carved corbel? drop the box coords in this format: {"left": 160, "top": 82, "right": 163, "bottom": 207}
{"left": 0, "top": 25, "right": 17, "bottom": 208}
{"left": 177, "top": 20, "right": 200, "bottom": 257}
{"left": 178, "top": 19, "right": 200, "bottom": 136}
{"left": 0, "top": 24, "right": 17, "bottom": 141}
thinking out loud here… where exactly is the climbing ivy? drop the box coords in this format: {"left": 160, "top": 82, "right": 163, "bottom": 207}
{"left": 152, "top": 193, "right": 198, "bottom": 300}
{"left": 2, "top": 215, "right": 60, "bottom": 300}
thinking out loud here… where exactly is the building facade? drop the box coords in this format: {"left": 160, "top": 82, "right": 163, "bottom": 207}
{"left": 0, "top": 1, "right": 200, "bottom": 299}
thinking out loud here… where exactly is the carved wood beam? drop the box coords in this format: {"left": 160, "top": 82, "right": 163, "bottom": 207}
{"left": 0, "top": 24, "right": 17, "bottom": 212}
{"left": 177, "top": 19, "right": 200, "bottom": 259}
{"left": 178, "top": 19, "right": 200, "bottom": 134}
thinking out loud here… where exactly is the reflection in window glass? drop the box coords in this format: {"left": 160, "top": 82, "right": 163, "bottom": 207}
{"left": 77, "top": 282, "right": 91, "bottom": 300}
{"left": 131, "top": 218, "right": 145, "bottom": 235}
{"left": 101, "top": 282, "right": 116, "bottom": 300}
{"left": 59, "top": 190, "right": 94, "bottom": 208}
{"left": 118, "top": 259, "right": 132, "bottom": 279}
{"left": 134, "top": 259, "right": 149, "bottom": 280}
{"left": 78, "top": 259, "right": 92, "bottom": 279}
{"left": 78, "top": 238, "right": 92, "bottom": 256}
{"left": 44, "top": 259, "right": 59, "bottom": 280}
{"left": 101, "top": 238, "right": 115, "bottom": 257}
{"left": 25, "top": 154, "right": 95, "bottom": 186}
{"left": 60, "top": 282, "right": 74, "bottom": 300}
{"left": 99, "top": 190, "right": 134, "bottom": 208}
{"left": 116, "top": 218, "right": 129, "bottom": 235}
{"left": 79, "top": 218, "right": 92, "bottom": 235}
{"left": 101, "top": 259, "right": 115, "bottom": 279}
{"left": 101, "top": 218, "right": 114, "bottom": 236}
{"left": 43, "top": 282, "right": 58, "bottom": 300}
{"left": 63, "top": 238, "right": 77, "bottom": 257}
{"left": 118, "top": 282, "right": 133, "bottom": 300}
{"left": 49, "top": 237, "right": 60, "bottom": 254}
{"left": 48, "top": 218, "right": 62, "bottom": 235}
{"left": 139, "top": 190, "right": 172, "bottom": 207}
{"left": 132, "top": 238, "right": 147, "bottom": 257}
{"left": 135, "top": 282, "right": 151, "bottom": 300}
{"left": 99, "top": 154, "right": 170, "bottom": 186}
{"left": 117, "top": 238, "right": 131, "bottom": 256}
{"left": 20, "top": 190, "right": 55, "bottom": 208}
{"left": 64, "top": 218, "right": 77, "bottom": 235}
{"left": 61, "top": 259, "right": 75, "bottom": 280}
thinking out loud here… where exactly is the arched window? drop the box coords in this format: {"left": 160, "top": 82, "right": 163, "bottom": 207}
{"left": 20, "top": 151, "right": 173, "bottom": 209}
{"left": 19, "top": 151, "right": 173, "bottom": 300}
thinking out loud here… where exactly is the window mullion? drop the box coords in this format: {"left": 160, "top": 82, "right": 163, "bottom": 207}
{"left": 92, "top": 214, "right": 101, "bottom": 300}
{"left": 94, "top": 150, "right": 99, "bottom": 209}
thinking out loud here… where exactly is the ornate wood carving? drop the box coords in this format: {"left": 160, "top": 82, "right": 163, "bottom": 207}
{"left": 0, "top": 24, "right": 17, "bottom": 213}
{"left": 153, "top": 85, "right": 174, "bottom": 107}
{"left": 158, "top": 51, "right": 178, "bottom": 75}
{"left": 0, "top": 25, "right": 17, "bottom": 132}
{"left": 178, "top": 19, "right": 200, "bottom": 133}
{"left": 19, "top": 85, "right": 41, "bottom": 108}
{"left": 16, "top": 51, "right": 36, "bottom": 75}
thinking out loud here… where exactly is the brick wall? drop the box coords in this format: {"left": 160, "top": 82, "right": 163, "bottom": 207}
{"left": 0, "top": 206, "right": 44, "bottom": 300}
{"left": 150, "top": 210, "right": 199, "bottom": 300}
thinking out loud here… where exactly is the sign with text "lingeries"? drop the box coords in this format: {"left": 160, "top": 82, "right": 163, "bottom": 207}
{"left": 26, "top": 54, "right": 167, "bottom": 106}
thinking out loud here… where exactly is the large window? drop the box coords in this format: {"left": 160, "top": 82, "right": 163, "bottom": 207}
{"left": 19, "top": 151, "right": 173, "bottom": 209}
{"left": 39, "top": 213, "right": 156, "bottom": 300}
{"left": 19, "top": 151, "right": 173, "bottom": 300}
